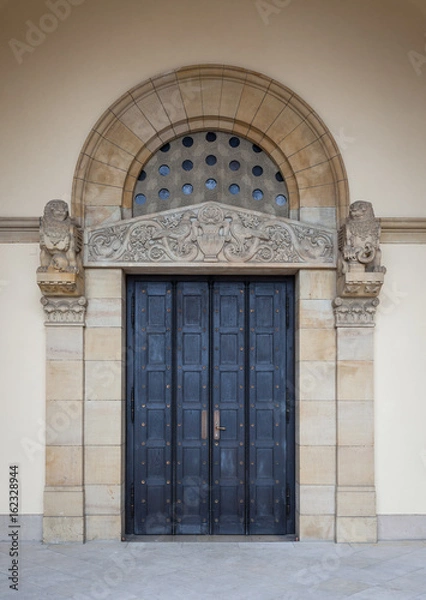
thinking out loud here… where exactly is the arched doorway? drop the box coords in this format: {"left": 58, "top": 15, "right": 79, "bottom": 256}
{"left": 44, "top": 65, "right": 380, "bottom": 544}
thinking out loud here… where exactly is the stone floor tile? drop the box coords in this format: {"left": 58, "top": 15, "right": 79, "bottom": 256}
{"left": 0, "top": 552, "right": 11, "bottom": 571}
{"left": 349, "top": 588, "right": 420, "bottom": 600}
{"left": 15, "top": 564, "right": 82, "bottom": 590}
{"left": 380, "top": 556, "right": 426, "bottom": 577}
{"left": 1, "top": 541, "right": 426, "bottom": 599}
{"left": 311, "top": 576, "right": 370, "bottom": 596}
{"left": 387, "top": 569, "right": 426, "bottom": 593}
{"left": 339, "top": 553, "right": 385, "bottom": 569}
{"left": 2, "top": 587, "right": 62, "bottom": 600}
{"left": 340, "top": 564, "right": 410, "bottom": 586}
{"left": 353, "top": 543, "right": 424, "bottom": 560}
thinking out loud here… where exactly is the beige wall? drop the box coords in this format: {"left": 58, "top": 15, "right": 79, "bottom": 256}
{"left": 376, "top": 245, "right": 426, "bottom": 515}
{"left": 0, "top": 245, "right": 45, "bottom": 514}
{"left": 0, "top": 0, "right": 425, "bottom": 218}
{"left": 0, "top": 0, "right": 425, "bottom": 520}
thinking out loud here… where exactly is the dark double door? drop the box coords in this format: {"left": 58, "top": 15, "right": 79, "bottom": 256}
{"left": 126, "top": 278, "right": 295, "bottom": 536}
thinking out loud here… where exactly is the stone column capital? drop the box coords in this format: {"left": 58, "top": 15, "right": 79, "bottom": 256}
{"left": 333, "top": 297, "right": 380, "bottom": 328}
{"left": 41, "top": 296, "right": 87, "bottom": 326}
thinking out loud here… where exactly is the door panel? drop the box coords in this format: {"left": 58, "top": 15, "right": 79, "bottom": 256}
{"left": 248, "top": 283, "right": 286, "bottom": 534}
{"left": 127, "top": 278, "right": 295, "bottom": 536}
{"left": 211, "top": 282, "right": 246, "bottom": 534}
{"left": 175, "top": 282, "right": 210, "bottom": 534}
{"left": 133, "top": 282, "right": 173, "bottom": 535}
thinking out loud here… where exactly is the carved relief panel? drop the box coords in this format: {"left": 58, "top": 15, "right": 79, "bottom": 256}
{"left": 85, "top": 202, "right": 336, "bottom": 269}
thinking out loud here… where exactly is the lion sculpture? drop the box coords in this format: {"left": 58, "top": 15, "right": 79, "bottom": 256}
{"left": 338, "top": 201, "right": 385, "bottom": 274}
{"left": 38, "top": 200, "right": 83, "bottom": 273}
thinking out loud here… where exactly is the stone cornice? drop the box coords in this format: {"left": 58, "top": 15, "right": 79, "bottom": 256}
{"left": 3, "top": 216, "right": 426, "bottom": 244}
{"left": 0, "top": 218, "right": 40, "bottom": 243}
{"left": 380, "top": 218, "right": 426, "bottom": 244}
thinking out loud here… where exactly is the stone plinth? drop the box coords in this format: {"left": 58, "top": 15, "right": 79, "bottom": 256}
{"left": 37, "top": 271, "right": 84, "bottom": 296}
{"left": 337, "top": 269, "right": 385, "bottom": 298}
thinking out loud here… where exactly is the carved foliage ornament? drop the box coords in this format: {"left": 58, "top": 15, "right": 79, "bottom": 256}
{"left": 85, "top": 203, "right": 335, "bottom": 266}
{"left": 333, "top": 297, "right": 380, "bottom": 328}
{"left": 41, "top": 296, "right": 87, "bottom": 325}
{"left": 37, "top": 200, "right": 84, "bottom": 296}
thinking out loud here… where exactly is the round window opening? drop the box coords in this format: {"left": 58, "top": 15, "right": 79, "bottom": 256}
{"left": 133, "top": 131, "right": 289, "bottom": 218}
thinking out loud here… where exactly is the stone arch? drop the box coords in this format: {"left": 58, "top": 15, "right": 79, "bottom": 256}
{"left": 72, "top": 65, "right": 349, "bottom": 228}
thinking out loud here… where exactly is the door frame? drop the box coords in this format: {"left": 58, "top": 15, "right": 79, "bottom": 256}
{"left": 44, "top": 262, "right": 379, "bottom": 544}
{"left": 124, "top": 275, "right": 296, "bottom": 537}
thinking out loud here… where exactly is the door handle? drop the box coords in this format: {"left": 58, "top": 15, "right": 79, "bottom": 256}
{"left": 214, "top": 410, "right": 226, "bottom": 440}
{"left": 201, "top": 410, "right": 208, "bottom": 440}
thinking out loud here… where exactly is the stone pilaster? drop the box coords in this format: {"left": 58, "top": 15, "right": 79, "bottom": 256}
{"left": 84, "top": 269, "right": 125, "bottom": 541}
{"left": 296, "top": 270, "right": 337, "bottom": 541}
{"left": 37, "top": 199, "right": 87, "bottom": 542}
{"left": 333, "top": 201, "right": 385, "bottom": 543}
{"left": 41, "top": 299, "right": 87, "bottom": 543}
{"left": 335, "top": 324, "right": 377, "bottom": 543}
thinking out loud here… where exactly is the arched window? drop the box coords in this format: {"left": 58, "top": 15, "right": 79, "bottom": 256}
{"left": 133, "top": 131, "right": 289, "bottom": 218}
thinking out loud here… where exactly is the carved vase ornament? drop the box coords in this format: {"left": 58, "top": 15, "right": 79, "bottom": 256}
{"left": 335, "top": 201, "right": 386, "bottom": 327}
{"left": 37, "top": 200, "right": 84, "bottom": 296}
{"left": 85, "top": 202, "right": 336, "bottom": 268}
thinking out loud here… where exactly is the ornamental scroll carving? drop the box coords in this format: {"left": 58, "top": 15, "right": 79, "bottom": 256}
{"left": 85, "top": 203, "right": 335, "bottom": 267}
{"left": 333, "top": 297, "right": 380, "bottom": 328}
{"left": 41, "top": 296, "right": 87, "bottom": 325}
{"left": 335, "top": 201, "right": 386, "bottom": 327}
{"left": 37, "top": 200, "right": 84, "bottom": 296}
